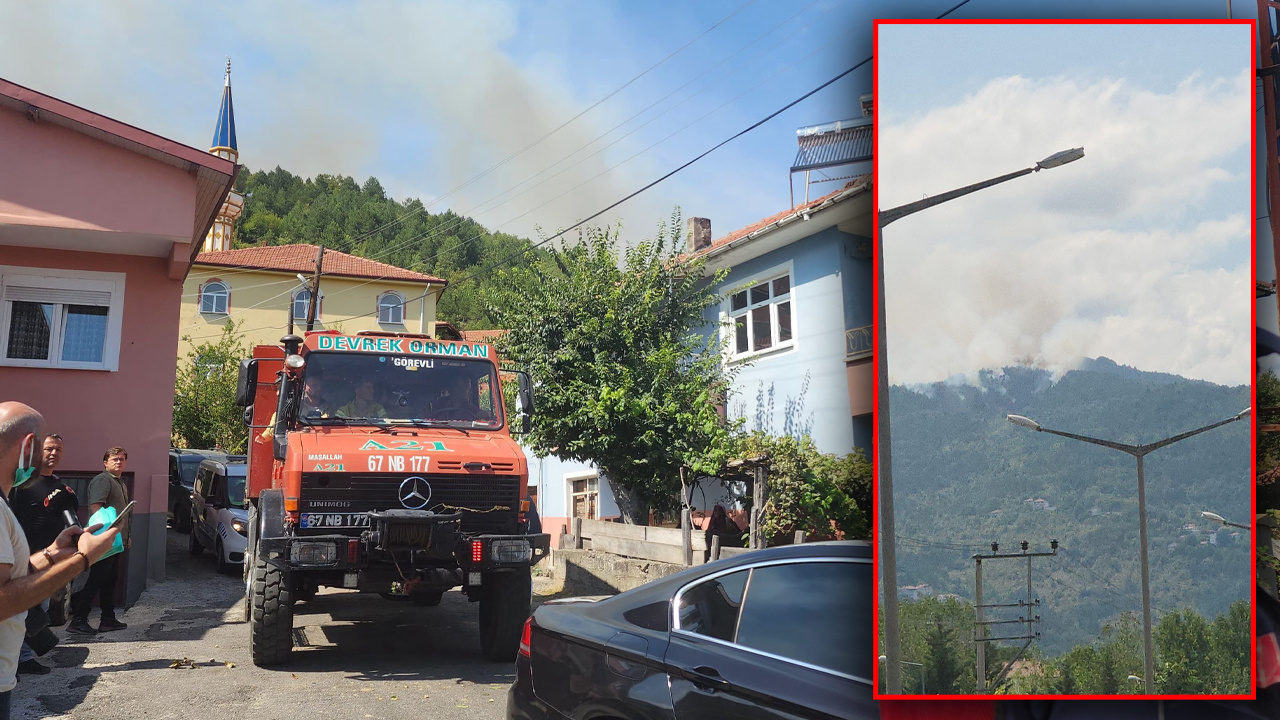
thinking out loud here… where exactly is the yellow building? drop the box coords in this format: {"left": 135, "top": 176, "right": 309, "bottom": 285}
{"left": 178, "top": 244, "right": 447, "bottom": 355}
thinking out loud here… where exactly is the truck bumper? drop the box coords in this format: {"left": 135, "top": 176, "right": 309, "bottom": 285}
{"left": 258, "top": 509, "right": 550, "bottom": 580}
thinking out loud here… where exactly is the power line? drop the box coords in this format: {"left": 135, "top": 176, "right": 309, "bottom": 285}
{"left": 306, "top": 0, "right": 759, "bottom": 251}
{"left": 275, "top": 1, "right": 833, "bottom": 300}
{"left": 330, "top": 55, "right": 869, "bottom": 324}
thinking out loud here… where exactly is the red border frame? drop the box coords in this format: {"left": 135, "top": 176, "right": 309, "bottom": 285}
{"left": 871, "top": 17, "right": 1258, "bottom": 702}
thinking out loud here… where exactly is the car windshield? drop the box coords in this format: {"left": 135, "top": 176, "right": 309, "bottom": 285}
{"left": 298, "top": 351, "right": 503, "bottom": 428}
{"left": 227, "top": 471, "right": 246, "bottom": 508}
{"left": 179, "top": 458, "right": 203, "bottom": 487}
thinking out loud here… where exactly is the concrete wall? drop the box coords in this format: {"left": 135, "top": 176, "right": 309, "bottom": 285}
{"left": 0, "top": 246, "right": 183, "bottom": 603}
{"left": 704, "top": 226, "right": 859, "bottom": 455}
{"left": 547, "top": 548, "right": 687, "bottom": 595}
{"left": 177, "top": 267, "right": 440, "bottom": 354}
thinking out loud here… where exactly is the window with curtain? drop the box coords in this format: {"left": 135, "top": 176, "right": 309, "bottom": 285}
{"left": 1, "top": 268, "right": 124, "bottom": 370}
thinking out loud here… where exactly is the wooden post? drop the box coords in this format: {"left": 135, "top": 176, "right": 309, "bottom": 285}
{"left": 711, "top": 535, "right": 722, "bottom": 562}
{"left": 305, "top": 245, "right": 325, "bottom": 331}
{"left": 572, "top": 517, "right": 583, "bottom": 550}
{"left": 681, "top": 508, "right": 693, "bottom": 566}
{"left": 794, "top": 530, "right": 807, "bottom": 544}
{"left": 750, "top": 462, "right": 768, "bottom": 549}
{"left": 680, "top": 466, "right": 693, "bottom": 566}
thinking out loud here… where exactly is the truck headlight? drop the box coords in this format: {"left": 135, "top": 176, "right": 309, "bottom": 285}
{"left": 490, "top": 539, "right": 532, "bottom": 564}
{"left": 292, "top": 542, "right": 336, "bottom": 566}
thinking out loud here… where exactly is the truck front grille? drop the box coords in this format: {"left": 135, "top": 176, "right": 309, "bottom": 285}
{"left": 300, "top": 473, "right": 521, "bottom": 535}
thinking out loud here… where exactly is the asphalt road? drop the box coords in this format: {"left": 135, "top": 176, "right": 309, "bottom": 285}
{"left": 10, "top": 529, "right": 560, "bottom": 720}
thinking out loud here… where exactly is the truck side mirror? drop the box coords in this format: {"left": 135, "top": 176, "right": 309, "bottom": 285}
{"left": 517, "top": 372, "right": 534, "bottom": 433}
{"left": 235, "top": 359, "right": 259, "bottom": 407}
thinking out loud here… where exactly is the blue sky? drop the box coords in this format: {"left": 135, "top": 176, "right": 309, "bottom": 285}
{"left": 0, "top": 0, "right": 1252, "bottom": 252}
{"left": 877, "top": 21, "right": 1252, "bottom": 386}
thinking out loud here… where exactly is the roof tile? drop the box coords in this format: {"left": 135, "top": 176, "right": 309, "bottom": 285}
{"left": 195, "top": 244, "right": 445, "bottom": 284}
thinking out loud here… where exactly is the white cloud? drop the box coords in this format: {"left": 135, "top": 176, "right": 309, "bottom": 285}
{"left": 880, "top": 70, "right": 1251, "bottom": 386}
{"left": 0, "top": 0, "right": 690, "bottom": 243}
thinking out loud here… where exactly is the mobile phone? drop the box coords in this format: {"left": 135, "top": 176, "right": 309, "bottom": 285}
{"left": 104, "top": 501, "right": 135, "bottom": 533}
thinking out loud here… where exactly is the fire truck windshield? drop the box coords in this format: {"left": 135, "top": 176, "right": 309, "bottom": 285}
{"left": 297, "top": 352, "right": 503, "bottom": 428}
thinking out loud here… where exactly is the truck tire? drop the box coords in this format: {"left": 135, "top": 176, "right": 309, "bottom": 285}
{"left": 478, "top": 570, "right": 532, "bottom": 662}
{"left": 249, "top": 556, "right": 294, "bottom": 666}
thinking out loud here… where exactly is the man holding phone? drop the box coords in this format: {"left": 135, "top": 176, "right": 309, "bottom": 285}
{"left": 67, "top": 447, "right": 130, "bottom": 635}
{"left": 11, "top": 433, "right": 78, "bottom": 674}
{"left": 0, "top": 403, "right": 118, "bottom": 718}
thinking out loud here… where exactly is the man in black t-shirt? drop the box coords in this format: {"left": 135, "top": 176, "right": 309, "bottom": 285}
{"left": 10, "top": 434, "right": 77, "bottom": 675}
{"left": 10, "top": 435, "right": 77, "bottom": 552}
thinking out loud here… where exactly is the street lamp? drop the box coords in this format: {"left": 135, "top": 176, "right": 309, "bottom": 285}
{"left": 876, "top": 147, "right": 1085, "bottom": 693}
{"left": 879, "top": 655, "right": 926, "bottom": 694}
{"left": 1006, "top": 408, "right": 1250, "bottom": 694}
{"left": 1202, "top": 510, "right": 1250, "bottom": 530}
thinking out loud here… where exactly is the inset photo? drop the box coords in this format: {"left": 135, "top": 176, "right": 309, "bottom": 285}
{"left": 874, "top": 20, "right": 1253, "bottom": 698}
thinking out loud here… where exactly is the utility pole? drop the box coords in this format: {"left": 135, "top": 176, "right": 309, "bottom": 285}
{"left": 972, "top": 539, "right": 1059, "bottom": 693}
{"left": 305, "top": 245, "right": 325, "bottom": 332}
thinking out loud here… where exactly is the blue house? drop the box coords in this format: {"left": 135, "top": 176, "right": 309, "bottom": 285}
{"left": 526, "top": 116, "right": 875, "bottom": 541}
{"left": 686, "top": 170, "right": 873, "bottom": 456}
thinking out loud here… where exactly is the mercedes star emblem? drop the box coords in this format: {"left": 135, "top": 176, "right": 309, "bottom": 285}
{"left": 398, "top": 476, "right": 432, "bottom": 510}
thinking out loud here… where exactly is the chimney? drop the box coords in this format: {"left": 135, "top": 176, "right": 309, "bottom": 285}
{"left": 686, "top": 217, "right": 711, "bottom": 253}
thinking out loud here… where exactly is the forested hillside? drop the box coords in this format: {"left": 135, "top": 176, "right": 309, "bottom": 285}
{"left": 231, "top": 166, "right": 546, "bottom": 329}
{"left": 888, "top": 358, "right": 1251, "bottom": 659}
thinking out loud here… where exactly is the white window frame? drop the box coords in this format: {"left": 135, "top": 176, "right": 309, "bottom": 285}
{"left": 565, "top": 470, "right": 600, "bottom": 521}
{"left": 292, "top": 289, "right": 322, "bottom": 322}
{"left": 0, "top": 266, "right": 126, "bottom": 372}
{"left": 720, "top": 262, "right": 797, "bottom": 363}
{"left": 199, "top": 279, "right": 230, "bottom": 315}
{"left": 377, "top": 292, "right": 405, "bottom": 324}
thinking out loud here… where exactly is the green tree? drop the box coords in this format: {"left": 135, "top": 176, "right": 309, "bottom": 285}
{"left": 1156, "top": 609, "right": 1213, "bottom": 693}
{"left": 485, "top": 214, "right": 737, "bottom": 521}
{"left": 172, "top": 320, "right": 250, "bottom": 453}
{"left": 1206, "top": 600, "right": 1250, "bottom": 693}
{"left": 923, "top": 619, "right": 963, "bottom": 694}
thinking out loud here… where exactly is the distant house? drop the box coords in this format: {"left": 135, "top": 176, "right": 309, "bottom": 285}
{"left": 1025, "top": 497, "right": 1054, "bottom": 511}
{"left": 1182, "top": 523, "right": 1199, "bottom": 533}
{"left": 899, "top": 584, "right": 935, "bottom": 601}
{"left": 935, "top": 593, "right": 964, "bottom": 603}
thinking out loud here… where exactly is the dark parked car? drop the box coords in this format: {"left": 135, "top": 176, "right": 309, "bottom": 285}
{"left": 168, "top": 448, "right": 228, "bottom": 532}
{"left": 508, "top": 541, "right": 875, "bottom": 720}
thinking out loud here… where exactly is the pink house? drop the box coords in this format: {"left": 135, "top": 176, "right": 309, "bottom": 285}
{"left": 0, "top": 78, "right": 237, "bottom": 602}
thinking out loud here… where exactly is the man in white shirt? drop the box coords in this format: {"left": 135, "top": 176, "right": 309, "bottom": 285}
{"left": 0, "top": 403, "right": 118, "bottom": 719}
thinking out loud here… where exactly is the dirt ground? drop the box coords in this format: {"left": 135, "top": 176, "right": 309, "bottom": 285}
{"left": 9, "top": 529, "right": 565, "bottom": 720}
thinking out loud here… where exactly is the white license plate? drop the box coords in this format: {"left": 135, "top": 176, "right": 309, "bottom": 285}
{"left": 300, "top": 513, "right": 371, "bottom": 529}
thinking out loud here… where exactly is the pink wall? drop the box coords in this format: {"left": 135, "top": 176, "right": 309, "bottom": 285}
{"left": 0, "top": 246, "right": 182, "bottom": 517}
{"left": 0, "top": 106, "right": 196, "bottom": 238}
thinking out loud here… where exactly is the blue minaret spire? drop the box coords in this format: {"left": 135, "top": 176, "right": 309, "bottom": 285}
{"left": 210, "top": 57, "right": 237, "bottom": 154}
{"left": 205, "top": 58, "right": 243, "bottom": 252}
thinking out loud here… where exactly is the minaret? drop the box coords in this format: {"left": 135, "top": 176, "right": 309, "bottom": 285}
{"left": 205, "top": 58, "right": 243, "bottom": 253}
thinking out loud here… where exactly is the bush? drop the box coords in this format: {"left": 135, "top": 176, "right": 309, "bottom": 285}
{"left": 734, "top": 432, "right": 871, "bottom": 542}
